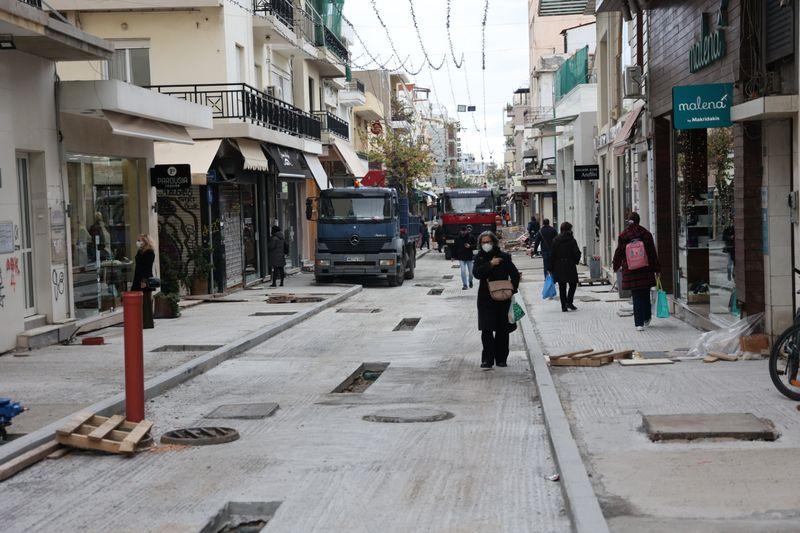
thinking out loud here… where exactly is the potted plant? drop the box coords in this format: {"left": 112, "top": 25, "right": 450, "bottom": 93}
{"left": 188, "top": 245, "right": 213, "bottom": 295}
{"left": 154, "top": 251, "right": 182, "bottom": 319}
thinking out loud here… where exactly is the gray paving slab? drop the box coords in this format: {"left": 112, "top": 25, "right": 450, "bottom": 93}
{"left": 204, "top": 402, "right": 279, "bottom": 420}
{"left": 0, "top": 253, "right": 569, "bottom": 533}
{"left": 643, "top": 413, "right": 779, "bottom": 441}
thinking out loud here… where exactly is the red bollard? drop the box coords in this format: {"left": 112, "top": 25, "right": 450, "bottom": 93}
{"left": 122, "top": 291, "right": 145, "bottom": 423}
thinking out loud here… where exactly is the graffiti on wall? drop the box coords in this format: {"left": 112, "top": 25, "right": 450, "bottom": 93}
{"left": 5, "top": 257, "right": 19, "bottom": 292}
{"left": 52, "top": 268, "right": 65, "bottom": 302}
{"left": 157, "top": 190, "right": 204, "bottom": 288}
{"left": 0, "top": 271, "right": 5, "bottom": 308}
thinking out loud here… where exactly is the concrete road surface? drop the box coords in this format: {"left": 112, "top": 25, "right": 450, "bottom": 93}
{"left": 0, "top": 253, "right": 569, "bottom": 533}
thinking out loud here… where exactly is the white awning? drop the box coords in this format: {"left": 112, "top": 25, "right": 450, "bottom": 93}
{"left": 234, "top": 139, "right": 269, "bottom": 171}
{"left": 332, "top": 137, "right": 368, "bottom": 178}
{"left": 104, "top": 110, "right": 193, "bottom": 144}
{"left": 303, "top": 154, "right": 329, "bottom": 191}
{"left": 154, "top": 139, "right": 222, "bottom": 185}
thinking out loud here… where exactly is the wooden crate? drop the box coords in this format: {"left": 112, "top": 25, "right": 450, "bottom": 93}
{"left": 56, "top": 412, "right": 153, "bottom": 455}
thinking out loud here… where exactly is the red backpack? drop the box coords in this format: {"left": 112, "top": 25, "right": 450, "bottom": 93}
{"left": 625, "top": 239, "right": 649, "bottom": 270}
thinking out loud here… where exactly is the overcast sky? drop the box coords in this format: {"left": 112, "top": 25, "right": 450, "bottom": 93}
{"left": 342, "top": 0, "right": 529, "bottom": 167}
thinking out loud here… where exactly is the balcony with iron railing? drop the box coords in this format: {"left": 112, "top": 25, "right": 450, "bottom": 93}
{"left": 313, "top": 110, "right": 349, "bottom": 140}
{"left": 295, "top": 2, "right": 348, "bottom": 65}
{"left": 253, "top": 0, "right": 293, "bottom": 28}
{"left": 344, "top": 80, "right": 365, "bottom": 94}
{"left": 18, "top": 0, "right": 42, "bottom": 8}
{"left": 149, "top": 83, "right": 321, "bottom": 141}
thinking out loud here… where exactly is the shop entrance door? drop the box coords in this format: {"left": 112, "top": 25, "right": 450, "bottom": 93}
{"left": 241, "top": 184, "right": 260, "bottom": 284}
{"left": 277, "top": 180, "right": 300, "bottom": 268}
{"left": 16, "top": 155, "right": 36, "bottom": 317}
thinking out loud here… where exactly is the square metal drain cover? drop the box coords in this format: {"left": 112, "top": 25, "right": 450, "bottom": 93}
{"left": 428, "top": 288, "right": 444, "bottom": 295}
{"left": 643, "top": 413, "right": 779, "bottom": 442}
{"left": 442, "top": 275, "right": 454, "bottom": 280}
{"left": 250, "top": 311, "right": 297, "bottom": 316}
{"left": 151, "top": 345, "right": 223, "bottom": 353}
{"left": 205, "top": 403, "right": 279, "bottom": 420}
{"left": 394, "top": 317, "right": 421, "bottom": 331}
{"left": 201, "top": 501, "right": 282, "bottom": 533}
{"left": 336, "top": 308, "right": 381, "bottom": 314}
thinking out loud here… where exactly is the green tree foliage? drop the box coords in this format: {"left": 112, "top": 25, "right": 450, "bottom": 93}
{"left": 367, "top": 129, "right": 434, "bottom": 196}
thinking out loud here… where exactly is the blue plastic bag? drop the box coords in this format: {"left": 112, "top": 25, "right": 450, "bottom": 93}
{"left": 542, "top": 274, "right": 556, "bottom": 300}
{"left": 656, "top": 277, "right": 670, "bottom": 318}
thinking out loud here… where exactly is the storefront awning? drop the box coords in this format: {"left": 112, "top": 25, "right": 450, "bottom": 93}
{"left": 332, "top": 137, "right": 368, "bottom": 178}
{"left": 612, "top": 103, "right": 645, "bottom": 156}
{"left": 154, "top": 139, "right": 223, "bottom": 185}
{"left": 263, "top": 144, "right": 310, "bottom": 179}
{"left": 234, "top": 139, "right": 269, "bottom": 171}
{"left": 104, "top": 110, "right": 193, "bottom": 145}
{"left": 303, "top": 154, "right": 330, "bottom": 191}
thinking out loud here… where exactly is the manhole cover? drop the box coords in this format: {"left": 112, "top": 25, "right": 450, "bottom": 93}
{"left": 363, "top": 408, "right": 455, "bottom": 423}
{"left": 643, "top": 413, "right": 779, "bottom": 442}
{"left": 160, "top": 427, "right": 240, "bottom": 446}
{"left": 336, "top": 308, "right": 381, "bottom": 314}
{"left": 428, "top": 288, "right": 444, "bottom": 295}
{"left": 205, "top": 403, "right": 279, "bottom": 420}
{"left": 442, "top": 275, "right": 454, "bottom": 280}
{"left": 201, "top": 501, "right": 282, "bottom": 533}
{"left": 394, "top": 317, "right": 421, "bottom": 331}
{"left": 414, "top": 283, "right": 441, "bottom": 288}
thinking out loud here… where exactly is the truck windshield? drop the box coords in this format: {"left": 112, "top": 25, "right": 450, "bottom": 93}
{"left": 444, "top": 195, "right": 494, "bottom": 214}
{"left": 320, "top": 195, "right": 391, "bottom": 221}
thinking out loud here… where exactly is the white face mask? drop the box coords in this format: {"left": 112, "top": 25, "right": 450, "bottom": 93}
{"left": 135, "top": 241, "right": 142, "bottom": 249}
{"left": 481, "top": 243, "right": 493, "bottom": 253}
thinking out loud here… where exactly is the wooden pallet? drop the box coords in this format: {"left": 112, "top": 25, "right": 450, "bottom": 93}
{"left": 578, "top": 278, "right": 611, "bottom": 286}
{"left": 56, "top": 412, "right": 153, "bottom": 455}
{"left": 548, "top": 348, "right": 633, "bottom": 367}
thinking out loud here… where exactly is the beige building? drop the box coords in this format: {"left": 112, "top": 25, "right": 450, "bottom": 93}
{"left": 0, "top": 0, "right": 211, "bottom": 352}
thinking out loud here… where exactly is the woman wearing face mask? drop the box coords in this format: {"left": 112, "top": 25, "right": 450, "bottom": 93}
{"left": 473, "top": 231, "right": 521, "bottom": 369}
{"left": 131, "top": 234, "right": 156, "bottom": 329}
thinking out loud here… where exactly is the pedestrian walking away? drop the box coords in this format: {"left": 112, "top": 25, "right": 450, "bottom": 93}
{"left": 534, "top": 219, "right": 557, "bottom": 279}
{"left": 431, "top": 221, "right": 442, "bottom": 252}
{"left": 548, "top": 222, "right": 581, "bottom": 312}
{"left": 473, "top": 231, "right": 521, "bottom": 369}
{"left": 527, "top": 215, "right": 540, "bottom": 247}
{"left": 131, "top": 234, "right": 156, "bottom": 329}
{"left": 268, "top": 226, "right": 288, "bottom": 287}
{"left": 453, "top": 225, "right": 476, "bottom": 289}
{"left": 421, "top": 222, "right": 430, "bottom": 250}
{"left": 612, "top": 212, "right": 661, "bottom": 330}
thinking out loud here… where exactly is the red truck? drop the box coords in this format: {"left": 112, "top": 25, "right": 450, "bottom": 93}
{"left": 437, "top": 188, "right": 501, "bottom": 260}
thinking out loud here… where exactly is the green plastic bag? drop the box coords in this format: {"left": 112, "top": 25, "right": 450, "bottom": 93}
{"left": 508, "top": 295, "right": 526, "bottom": 324}
{"left": 656, "top": 276, "right": 670, "bottom": 319}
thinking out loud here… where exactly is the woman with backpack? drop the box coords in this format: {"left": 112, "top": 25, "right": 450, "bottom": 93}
{"left": 548, "top": 222, "right": 581, "bottom": 312}
{"left": 268, "top": 226, "right": 288, "bottom": 287}
{"left": 612, "top": 212, "right": 661, "bottom": 331}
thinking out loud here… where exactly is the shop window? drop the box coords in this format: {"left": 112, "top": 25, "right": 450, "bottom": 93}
{"left": 107, "top": 41, "right": 150, "bottom": 87}
{"left": 67, "top": 154, "right": 143, "bottom": 318}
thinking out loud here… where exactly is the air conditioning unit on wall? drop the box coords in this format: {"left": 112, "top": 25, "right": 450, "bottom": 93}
{"left": 624, "top": 65, "right": 644, "bottom": 99}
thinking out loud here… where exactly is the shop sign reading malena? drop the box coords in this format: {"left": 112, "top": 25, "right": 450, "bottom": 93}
{"left": 672, "top": 83, "right": 733, "bottom": 130}
{"left": 689, "top": 0, "right": 728, "bottom": 73}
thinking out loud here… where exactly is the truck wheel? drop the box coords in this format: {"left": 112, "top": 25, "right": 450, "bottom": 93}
{"left": 444, "top": 247, "right": 452, "bottom": 261}
{"left": 404, "top": 249, "right": 415, "bottom": 280}
{"left": 388, "top": 257, "right": 405, "bottom": 287}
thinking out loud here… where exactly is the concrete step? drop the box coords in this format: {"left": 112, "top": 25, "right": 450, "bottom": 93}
{"left": 16, "top": 323, "right": 76, "bottom": 350}
{"left": 23, "top": 314, "right": 47, "bottom": 330}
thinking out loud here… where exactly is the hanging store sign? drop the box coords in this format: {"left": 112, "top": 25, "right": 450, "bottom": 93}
{"left": 150, "top": 164, "right": 191, "bottom": 190}
{"left": 574, "top": 164, "right": 600, "bottom": 181}
{"left": 672, "top": 83, "right": 733, "bottom": 130}
{"left": 689, "top": 1, "right": 728, "bottom": 73}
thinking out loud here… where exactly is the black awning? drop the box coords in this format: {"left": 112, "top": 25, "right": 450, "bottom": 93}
{"left": 263, "top": 144, "right": 311, "bottom": 180}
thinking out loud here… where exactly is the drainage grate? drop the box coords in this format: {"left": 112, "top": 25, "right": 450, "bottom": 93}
{"left": 428, "top": 288, "right": 444, "bottom": 296}
{"left": 205, "top": 403, "right": 279, "bottom": 420}
{"left": 160, "top": 427, "right": 240, "bottom": 446}
{"left": 201, "top": 501, "right": 282, "bottom": 533}
{"left": 336, "top": 308, "right": 382, "bottom": 314}
{"left": 151, "top": 345, "right": 223, "bottom": 352}
{"left": 250, "top": 311, "right": 297, "bottom": 316}
{"left": 363, "top": 408, "right": 455, "bottom": 424}
{"left": 393, "top": 318, "right": 421, "bottom": 331}
{"left": 332, "top": 362, "right": 389, "bottom": 393}
{"left": 414, "top": 283, "right": 441, "bottom": 288}
{"left": 442, "top": 275, "right": 454, "bottom": 280}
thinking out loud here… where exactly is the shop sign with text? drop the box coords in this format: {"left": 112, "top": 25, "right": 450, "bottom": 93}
{"left": 151, "top": 164, "right": 191, "bottom": 190}
{"left": 672, "top": 83, "right": 733, "bottom": 130}
{"left": 689, "top": 1, "right": 728, "bottom": 72}
{"left": 574, "top": 164, "right": 600, "bottom": 181}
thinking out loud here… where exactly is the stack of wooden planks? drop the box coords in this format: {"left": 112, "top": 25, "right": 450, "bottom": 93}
{"left": 548, "top": 348, "right": 634, "bottom": 367}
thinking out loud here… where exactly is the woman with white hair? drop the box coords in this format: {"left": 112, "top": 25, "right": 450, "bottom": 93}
{"left": 131, "top": 234, "right": 156, "bottom": 329}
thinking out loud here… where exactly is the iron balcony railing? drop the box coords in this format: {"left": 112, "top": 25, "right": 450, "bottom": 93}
{"left": 18, "top": 0, "right": 42, "bottom": 7}
{"left": 313, "top": 110, "right": 349, "bottom": 140}
{"left": 344, "top": 80, "right": 365, "bottom": 94}
{"left": 253, "top": 0, "right": 293, "bottom": 28}
{"left": 322, "top": 26, "right": 348, "bottom": 63}
{"left": 295, "top": 2, "right": 348, "bottom": 64}
{"left": 149, "top": 83, "right": 321, "bottom": 141}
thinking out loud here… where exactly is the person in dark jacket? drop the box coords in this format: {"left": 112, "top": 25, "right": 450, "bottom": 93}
{"left": 268, "top": 226, "right": 287, "bottom": 287}
{"left": 527, "top": 215, "right": 540, "bottom": 239}
{"left": 453, "top": 225, "right": 476, "bottom": 289}
{"left": 548, "top": 222, "right": 581, "bottom": 312}
{"left": 473, "top": 231, "right": 521, "bottom": 369}
{"left": 612, "top": 212, "right": 661, "bottom": 330}
{"left": 534, "top": 219, "right": 558, "bottom": 279}
{"left": 131, "top": 234, "right": 156, "bottom": 329}
{"left": 421, "top": 223, "right": 430, "bottom": 250}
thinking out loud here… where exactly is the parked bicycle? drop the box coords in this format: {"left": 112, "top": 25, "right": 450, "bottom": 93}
{"left": 769, "top": 310, "right": 800, "bottom": 401}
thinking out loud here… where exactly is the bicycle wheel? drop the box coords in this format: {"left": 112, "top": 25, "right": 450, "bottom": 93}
{"left": 769, "top": 323, "right": 800, "bottom": 401}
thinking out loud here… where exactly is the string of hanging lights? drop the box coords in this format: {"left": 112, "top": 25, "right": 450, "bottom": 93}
{"left": 407, "top": 0, "right": 447, "bottom": 70}
{"left": 446, "top": 0, "right": 465, "bottom": 68}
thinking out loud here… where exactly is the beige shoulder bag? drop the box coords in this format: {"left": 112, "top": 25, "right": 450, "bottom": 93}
{"left": 488, "top": 280, "right": 514, "bottom": 301}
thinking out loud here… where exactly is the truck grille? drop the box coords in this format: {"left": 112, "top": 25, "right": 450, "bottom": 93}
{"left": 323, "top": 237, "right": 388, "bottom": 253}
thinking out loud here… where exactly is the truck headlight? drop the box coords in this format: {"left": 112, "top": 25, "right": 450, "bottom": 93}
{"left": 379, "top": 259, "right": 396, "bottom": 266}
{"left": 316, "top": 259, "right": 330, "bottom": 267}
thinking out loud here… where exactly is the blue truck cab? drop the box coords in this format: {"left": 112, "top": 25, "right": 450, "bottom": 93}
{"left": 307, "top": 187, "right": 421, "bottom": 286}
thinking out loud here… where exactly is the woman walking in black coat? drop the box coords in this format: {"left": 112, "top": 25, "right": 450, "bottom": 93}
{"left": 473, "top": 231, "right": 521, "bottom": 369}
{"left": 548, "top": 222, "right": 581, "bottom": 312}
{"left": 268, "top": 226, "right": 288, "bottom": 287}
{"left": 131, "top": 234, "right": 156, "bottom": 329}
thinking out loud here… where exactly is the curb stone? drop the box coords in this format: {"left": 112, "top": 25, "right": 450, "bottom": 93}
{"left": 518, "top": 290, "right": 610, "bottom": 533}
{"left": 0, "top": 285, "right": 362, "bottom": 468}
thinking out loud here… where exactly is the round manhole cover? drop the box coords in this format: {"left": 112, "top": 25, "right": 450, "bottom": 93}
{"left": 362, "top": 408, "right": 455, "bottom": 423}
{"left": 160, "top": 427, "right": 240, "bottom": 446}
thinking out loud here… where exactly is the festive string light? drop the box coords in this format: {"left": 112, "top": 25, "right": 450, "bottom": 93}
{"left": 407, "top": 0, "right": 447, "bottom": 70}
{"left": 446, "top": 0, "right": 465, "bottom": 68}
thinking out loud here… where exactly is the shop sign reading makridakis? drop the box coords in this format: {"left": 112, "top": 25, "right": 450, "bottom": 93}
{"left": 150, "top": 164, "right": 191, "bottom": 190}
{"left": 672, "top": 83, "right": 733, "bottom": 130}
